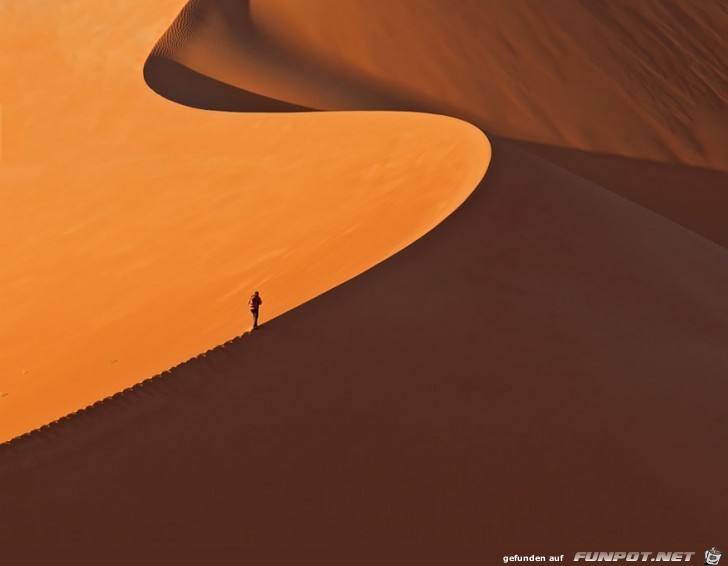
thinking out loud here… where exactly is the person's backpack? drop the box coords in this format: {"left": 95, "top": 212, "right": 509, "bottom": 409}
{"left": 248, "top": 295, "right": 258, "bottom": 309}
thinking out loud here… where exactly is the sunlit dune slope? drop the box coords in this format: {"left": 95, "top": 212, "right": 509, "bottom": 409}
{"left": 2, "top": 139, "right": 727, "bottom": 546}
{"left": 0, "top": 1, "right": 489, "bottom": 442}
{"left": 159, "top": 0, "right": 728, "bottom": 245}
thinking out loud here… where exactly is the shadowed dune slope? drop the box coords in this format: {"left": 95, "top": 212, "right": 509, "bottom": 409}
{"left": 1, "top": 138, "right": 727, "bottom": 545}
{"left": 155, "top": 0, "right": 728, "bottom": 245}
{"left": 253, "top": 0, "right": 728, "bottom": 168}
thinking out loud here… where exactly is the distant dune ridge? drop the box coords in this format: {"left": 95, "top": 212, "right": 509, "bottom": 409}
{"left": 153, "top": 0, "right": 728, "bottom": 245}
{"left": 1, "top": 0, "right": 727, "bottom": 549}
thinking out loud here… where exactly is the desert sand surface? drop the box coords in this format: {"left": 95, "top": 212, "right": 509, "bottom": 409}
{"left": 251, "top": 0, "right": 728, "bottom": 243}
{"left": 0, "top": 1, "right": 488, "bottom": 442}
{"left": 1, "top": 0, "right": 728, "bottom": 552}
{"left": 175, "top": 0, "right": 728, "bottom": 246}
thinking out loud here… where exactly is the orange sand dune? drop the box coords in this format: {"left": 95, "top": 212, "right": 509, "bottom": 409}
{"left": 1, "top": 140, "right": 727, "bottom": 547}
{"left": 254, "top": 0, "right": 728, "bottom": 168}
{"left": 0, "top": 1, "right": 488, "bottom": 442}
{"left": 160, "top": 0, "right": 728, "bottom": 245}
{"left": 1, "top": 0, "right": 728, "bottom": 552}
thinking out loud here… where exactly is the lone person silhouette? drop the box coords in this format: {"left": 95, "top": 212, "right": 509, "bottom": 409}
{"left": 248, "top": 291, "right": 263, "bottom": 330}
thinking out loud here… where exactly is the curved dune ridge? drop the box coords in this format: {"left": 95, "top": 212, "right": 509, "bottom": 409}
{"left": 0, "top": 1, "right": 489, "bottom": 442}
{"left": 1, "top": 0, "right": 728, "bottom": 550}
{"left": 186, "top": 0, "right": 728, "bottom": 247}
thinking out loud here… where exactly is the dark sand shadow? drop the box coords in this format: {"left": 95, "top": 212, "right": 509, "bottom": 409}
{"left": 512, "top": 140, "right": 728, "bottom": 248}
{"left": 143, "top": 56, "right": 311, "bottom": 112}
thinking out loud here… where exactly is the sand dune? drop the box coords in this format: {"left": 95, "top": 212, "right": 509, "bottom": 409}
{"left": 0, "top": 1, "right": 488, "bottom": 442}
{"left": 2, "top": 138, "right": 727, "bottom": 546}
{"left": 253, "top": 0, "right": 728, "bottom": 168}
{"left": 158, "top": 0, "right": 728, "bottom": 245}
{"left": 1, "top": 0, "right": 728, "bottom": 550}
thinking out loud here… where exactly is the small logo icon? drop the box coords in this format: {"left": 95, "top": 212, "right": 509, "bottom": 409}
{"left": 706, "top": 548, "right": 722, "bottom": 566}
